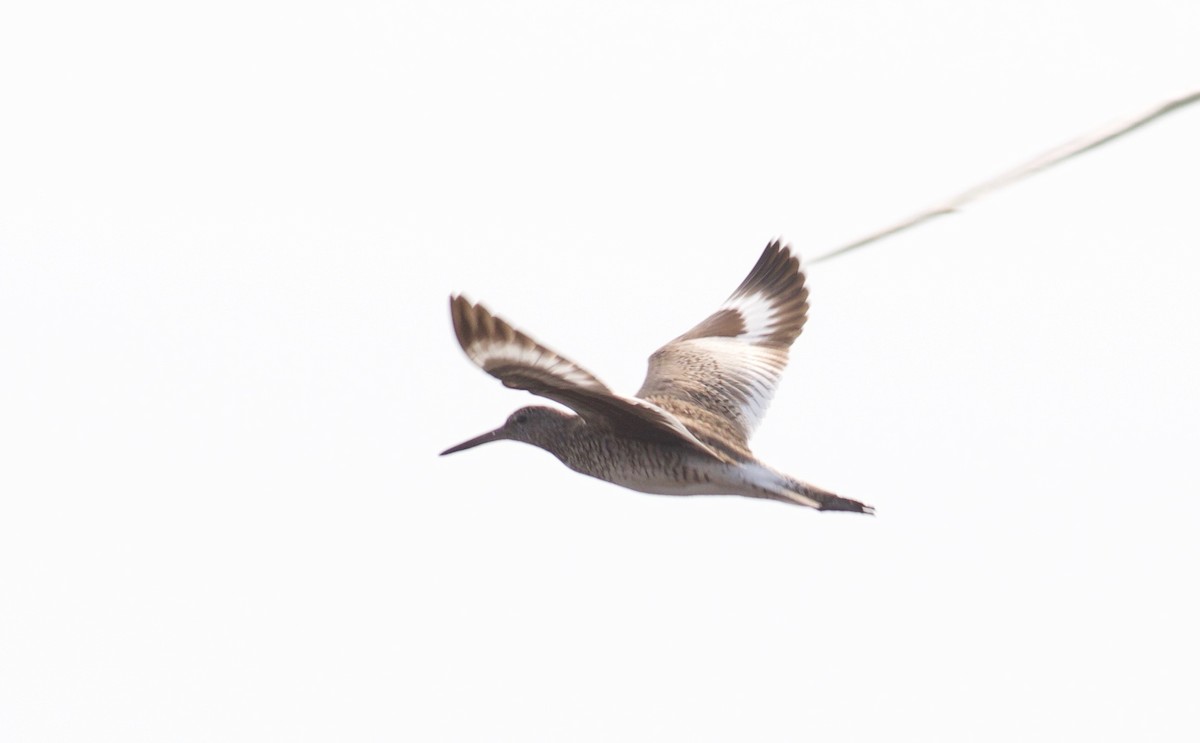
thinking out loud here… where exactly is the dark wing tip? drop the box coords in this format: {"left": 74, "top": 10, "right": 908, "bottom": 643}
{"left": 449, "top": 294, "right": 519, "bottom": 357}
{"left": 733, "top": 239, "right": 804, "bottom": 298}
{"left": 728, "top": 239, "right": 810, "bottom": 347}
{"left": 449, "top": 294, "right": 472, "bottom": 352}
{"left": 659, "top": 238, "right": 811, "bottom": 350}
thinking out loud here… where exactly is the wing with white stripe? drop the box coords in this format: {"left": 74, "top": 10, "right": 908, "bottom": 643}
{"left": 636, "top": 240, "right": 809, "bottom": 443}
{"left": 449, "top": 295, "right": 725, "bottom": 459}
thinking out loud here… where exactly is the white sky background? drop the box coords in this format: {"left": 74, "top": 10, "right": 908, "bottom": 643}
{"left": 2, "top": 1, "right": 1199, "bottom": 741}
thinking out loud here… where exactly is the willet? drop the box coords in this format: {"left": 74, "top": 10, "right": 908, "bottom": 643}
{"left": 441, "top": 240, "right": 873, "bottom": 514}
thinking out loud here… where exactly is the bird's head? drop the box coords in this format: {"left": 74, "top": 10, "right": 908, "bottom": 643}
{"left": 439, "top": 406, "right": 574, "bottom": 455}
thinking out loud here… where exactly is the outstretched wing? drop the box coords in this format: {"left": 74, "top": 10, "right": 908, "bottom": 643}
{"left": 636, "top": 240, "right": 809, "bottom": 447}
{"left": 449, "top": 295, "right": 725, "bottom": 459}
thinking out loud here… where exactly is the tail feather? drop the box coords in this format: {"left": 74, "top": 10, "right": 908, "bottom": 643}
{"left": 782, "top": 477, "right": 875, "bottom": 515}
{"left": 737, "top": 462, "right": 874, "bottom": 514}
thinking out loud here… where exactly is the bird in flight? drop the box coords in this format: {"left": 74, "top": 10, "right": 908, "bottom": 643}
{"left": 441, "top": 240, "right": 872, "bottom": 514}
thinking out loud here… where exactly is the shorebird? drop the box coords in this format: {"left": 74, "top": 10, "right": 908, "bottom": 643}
{"left": 441, "top": 240, "right": 873, "bottom": 514}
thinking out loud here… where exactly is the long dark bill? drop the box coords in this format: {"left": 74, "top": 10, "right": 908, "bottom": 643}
{"left": 439, "top": 429, "right": 502, "bottom": 456}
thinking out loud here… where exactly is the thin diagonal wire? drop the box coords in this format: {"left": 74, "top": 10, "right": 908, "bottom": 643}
{"left": 811, "top": 88, "right": 1200, "bottom": 265}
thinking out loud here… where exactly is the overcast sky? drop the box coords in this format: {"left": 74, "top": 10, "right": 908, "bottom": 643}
{"left": 2, "top": 2, "right": 1199, "bottom": 741}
